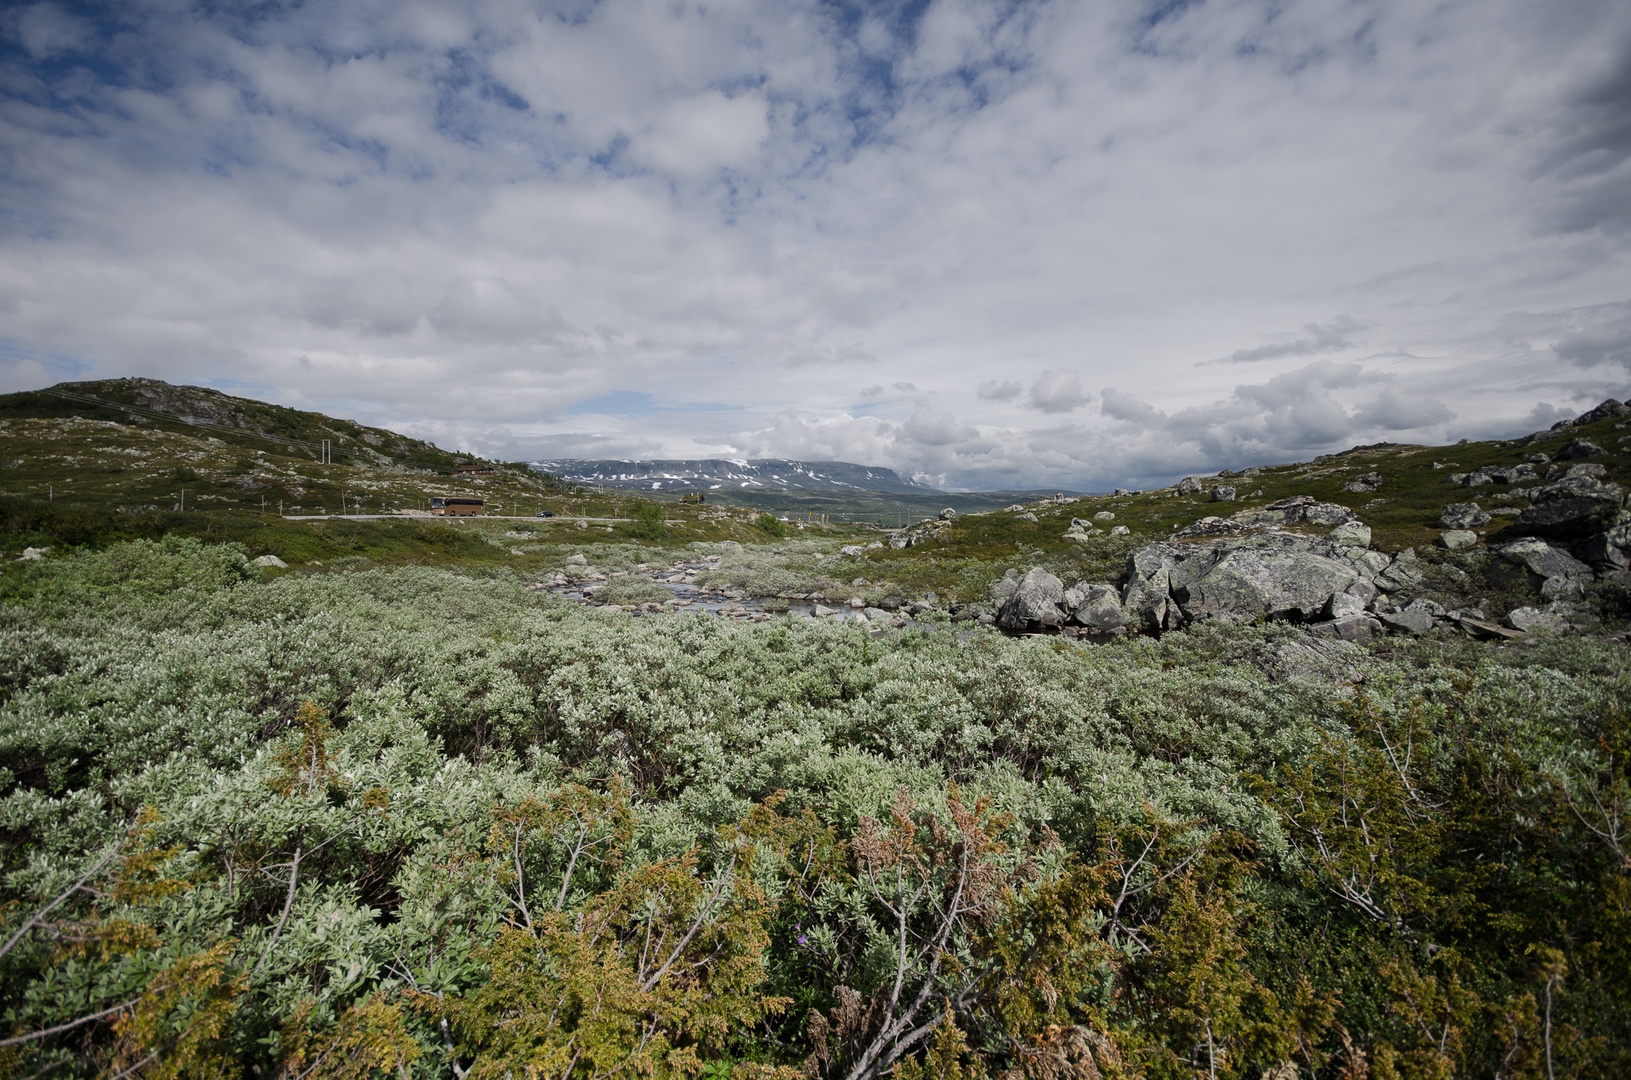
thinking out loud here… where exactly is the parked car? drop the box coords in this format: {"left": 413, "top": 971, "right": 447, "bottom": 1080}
{"left": 536, "top": 510, "right": 554, "bottom": 517}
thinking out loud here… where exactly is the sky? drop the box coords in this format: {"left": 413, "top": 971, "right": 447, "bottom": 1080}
{"left": 1, "top": 0, "right": 1628, "bottom": 491}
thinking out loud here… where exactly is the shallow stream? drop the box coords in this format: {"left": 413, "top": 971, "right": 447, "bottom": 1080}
{"left": 537, "top": 557, "right": 885, "bottom": 625}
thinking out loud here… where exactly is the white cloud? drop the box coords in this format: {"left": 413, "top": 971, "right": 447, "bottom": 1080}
{"left": 633, "top": 91, "right": 769, "bottom": 176}
{"left": 901, "top": 405, "right": 975, "bottom": 446}
{"left": 1212, "top": 316, "right": 1370, "bottom": 364}
{"left": 4, "top": 3, "right": 92, "bottom": 59}
{"left": 1028, "top": 370, "right": 1090, "bottom": 413}
{"left": 0, "top": 0, "right": 1628, "bottom": 490}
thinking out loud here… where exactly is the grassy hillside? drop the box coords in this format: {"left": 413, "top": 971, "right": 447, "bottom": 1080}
{"left": 0, "top": 380, "right": 879, "bottom": 557}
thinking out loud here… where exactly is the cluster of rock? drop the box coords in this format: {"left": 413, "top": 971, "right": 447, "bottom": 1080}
{"left": 1543, "top": 400, "right": 1631, "bottom": 432}
{"left": 1343, "top": 471, "right": 1385, "bottom": 493}
{"left": 1170, "top": 495, "right": 1358, "bottom": 539}
{"left": 887, "top": 512, "right": 964, "bottom": 548}
{"left": 1063, "top": 513, "right": 1130, "bottom": 541}
{"left": 994, "top": 484, "right": 1626, "bottom": 641}
{"left": 1431, "top": 436, "right": 1627, "bottom": 578}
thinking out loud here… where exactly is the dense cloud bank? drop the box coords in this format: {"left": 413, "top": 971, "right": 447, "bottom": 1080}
{"left": 1, "top": 0, "right": 1629, "bottom": 489}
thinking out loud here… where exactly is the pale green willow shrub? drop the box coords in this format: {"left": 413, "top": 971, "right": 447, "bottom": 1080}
{"left": 3, "top": 539, "right": 1630, "bottom": 1074}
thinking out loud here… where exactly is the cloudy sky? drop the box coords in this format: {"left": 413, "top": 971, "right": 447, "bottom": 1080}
{"left": 1, "top": 0, "right": 1628, "bottom": 490}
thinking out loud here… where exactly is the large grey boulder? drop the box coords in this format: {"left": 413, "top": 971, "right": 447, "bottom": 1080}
{"left": 1310, "top": 614, "right": 1384, "bottom": 642}
{"left": 997, "top": 568, "right": 1066, "bottom": 630}
{"left": 1578, "top": 518, "right": 1631, "bottom": 571}
{"left": 1570, "top": 399, "right": 1630, "bottom": 425}
{"left": 1496, "top": 537, "right": 1592, "bottom": 579}
{"left": 1327, "top": 591, "right": 1368, "bottom": 618}
{"left": 1343, "top": 472, "right": 1385, "bottom": 493}
{"left": 1121, "top": 543, "right": 1183, "bottom": 631}
{"left": 1438, "top": 530, "right": 1479, "bottom": 551}
{"left": 1512, "top": 477, "right": 1625, "bottom": 540}
{"left": 1120, "top": 532, "right": 1407, "bottom": 630}
{"left": 252, "top": 554, "right": 289, "bottom": 568}
{"left": 1070, "top": 584, "right": 1127, "bottom": 632}
{"left": 1211, "top": 486, "right": 1237, "bottom": 502}
{"left": 1506, "top": 606, "right": 1565, "bottom": 632}
{"left": 1379, "top": 608, "right": 1435, "bottom": 634}
{"left": 1234, "top": 495, "right": 1355, "bottom": 527}
{"left": 1556, "top": 439, "right": 1607, "bottom": 461}
{"left": 1327, "top": 521, "right": 1371, "bottom": 546}
{"left": 1373, "top": 548, "right": 1426, "bottom": 593}
{"left": 1303, "top": 502, "right": 1358, "bottom": 526}
{"left": 1176, "top": 476, "right": 1206, "bottom": 495}
{"left": 1173, "top": 516, "right": 1253, "bottom": 539}
{"left": 938, "top": 508, "right": 957, "bottom": 520}
{"left": 1179, "top": 544, "right": 1361, "bottom": 624}
{"left": 1440, "top": 503, "right": 1491, "bottom": 529}
{"left": 989, "top": 569, "right": 1022, "bottom": 603}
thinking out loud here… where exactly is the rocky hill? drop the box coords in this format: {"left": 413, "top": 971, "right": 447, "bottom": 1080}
{"left": 0, "top": 378, "right": 572, "bottom": 517}
{"left": 0, "top": 378, "right": 468, "bottom": 471}
{"left": 971, "top": 399, "right": 1630, "bottom": 642}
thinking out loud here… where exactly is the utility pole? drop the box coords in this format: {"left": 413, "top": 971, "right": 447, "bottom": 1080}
{"left": 180, "top": 489, "right": 185, "bottom": 512}
{"left": 48, "top": 484, "right": 52, "bottom": 502}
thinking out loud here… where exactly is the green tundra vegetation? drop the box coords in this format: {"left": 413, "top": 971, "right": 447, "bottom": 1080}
{"left": 0, "top": 536, "right": 1627, "bottom": 1079}
{"left": 2, "top": 383, "right": 1630, "bottom": 1076}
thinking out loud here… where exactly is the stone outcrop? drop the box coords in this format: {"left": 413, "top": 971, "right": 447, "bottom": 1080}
{"left": 1567, "top": 399, "right": 1630, "bottom": 425}
{"left": 1578, "top": 518, "right": 1631, "bottom": 571}
{"left": 1438, "top": 530, "right": 1478, "bottom": 551}
{"left": 996, "top": 568, "right": 1066, "bottom": 630}
{"left": 888, "top": 518, "right": 952, "bottom": 549}
{"left": 1508, "top": 476, "right": 1625, "bottom": 540}
{"left": 1119, "top": 532, "right": 1390, "bottom": 630}
{"left": 1556, "top": 439, "right": 1607, "bottom": 461}
{"left": 1230, "top": 495, "right": 1356, "bottom": 529}
{"left": 1439, "top": 503, "right": 1490, "bottom": 529}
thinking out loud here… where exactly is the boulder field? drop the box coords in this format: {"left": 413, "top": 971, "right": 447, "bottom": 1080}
{"left": 993, "top": 484, "right": 1629, "bottom": 640}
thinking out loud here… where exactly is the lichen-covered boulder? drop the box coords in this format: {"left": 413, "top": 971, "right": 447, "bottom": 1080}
{"left": 1440, "top": 503, "right": 1490, "bottom": 529}
{"left": 1176, "top": 544, "right": 1361, "bottom": 624}
{"left": 1438, "top": 530, "right": 1479, "bottom": 551}
{"left": 1578, "top": 518, "right": 1631, "bottom": 571}
{"left": 1496, "top": 537, "right": 1593, "bottom": 582}
{"left": 1556, "top": 439, "right": 1607, "bottom": 461}
{"left": 1512, "top": 477, "right": 1625, "bottom": 540}
{"left": 1070, "top": 584, "right": 1127, "bottom": 632}
{"left": 989, "top": 568, "right": 1021, "bottom": 603}
{"left": 1327, "top": 521, "right": 1371, "bottom": 546}
{"left": 996, "top": 567, "right": 1066, "bottom": 630}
